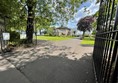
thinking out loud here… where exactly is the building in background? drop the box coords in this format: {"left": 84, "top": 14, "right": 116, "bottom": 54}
{"left": 54, "top": 27, "right": 71, "bottom": 36}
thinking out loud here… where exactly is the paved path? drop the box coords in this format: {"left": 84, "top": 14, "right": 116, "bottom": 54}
{"left": 0, "top": 38, "right": 95, "bottom": 83}
{"left": 0, "top": 56, "right": 31, "bottom": 83}
{"left": 52, "top": 38, "right": 93, "bottom": 59}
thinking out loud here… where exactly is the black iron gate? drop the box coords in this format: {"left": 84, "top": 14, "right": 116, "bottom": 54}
{"left": 93, "top": 0, "right": 118, "bottom": 83}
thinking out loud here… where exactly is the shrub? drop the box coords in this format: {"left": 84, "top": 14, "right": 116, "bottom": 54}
{"left": 9, "top": 31, "right": 20, "bottom": 42}
{"left": 92, "top": 30, "right": 96, "bottom": 35}
{"left": 19, "top": 39, "right": 28, "bottom": 44}
{"left": 8, "top": 31, "right": 22, "bottom": 45}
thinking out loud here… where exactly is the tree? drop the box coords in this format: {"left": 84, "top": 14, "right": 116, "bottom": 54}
{"left": 77, "top": 16, "right": 94, "bottom": 39}
{"left": 21, "top": 0, "right": 88, "bottom": 44}
{"left": 47, "top": 27, "right": 55, "bottom": 36}
{"left": 0, "top": 0, "right": 19, "bottom": 16}
{"left": 52, "top": 0, "right": 87, "bottom": 27}
{"left": 0, "top": 0, "right": 24, "bottom": 32}
{"left": 25, "top": 0, "right": 37, "bottom": 43}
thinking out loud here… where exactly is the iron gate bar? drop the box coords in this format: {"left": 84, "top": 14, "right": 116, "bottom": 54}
{"left": 96, "top": 30, "right": 118, "bottom": 35}
{"left": 104, "top": 0, "right": 111, "bottom": 31}
{"left": 103, "top": 5, "right": 117, "bottom": 82}
{"left": 112, "top": 56, "right": 118, "bottom": 83}
{"left": 93, "top": 0, "right": 118, "bottom": 83}
{"left": 100, "top": 1, "right": 116, "bottom": 81}
{"left": 105, "top": 5, "right": 118, "bottom": 83}
{"left": 95, "top": 37, "right": 118, "bottom": 41}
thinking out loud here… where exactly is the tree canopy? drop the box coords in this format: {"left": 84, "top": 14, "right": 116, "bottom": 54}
{"left": 77, "top": 16, "right": 94, "bottom": 39}
{"left": 77, "top": 16, "right": 94, "bottom": 32}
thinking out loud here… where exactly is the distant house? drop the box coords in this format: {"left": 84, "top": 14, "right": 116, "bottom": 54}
{"left": 70, "top": 28, "right": 77, "bottom": 36}
{"left": 75, "top": 30, "right": 92, "bottom": 36}
{"left": 69, "top": 28, "right": 93, "bottom": 36}
{"left": 54, "top": 27, "right": 71, "bottom": 36}
{"left": 36, "top": 29, "right": 46, "bottom": 36}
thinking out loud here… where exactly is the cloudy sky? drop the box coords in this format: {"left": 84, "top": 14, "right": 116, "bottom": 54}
{"left": 67, "top": 0, "right": 100, "bottom": 29}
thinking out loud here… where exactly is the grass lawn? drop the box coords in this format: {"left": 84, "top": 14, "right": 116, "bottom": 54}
{"left": 81, "top": 37, "right": 95, "bottom": 46}
{"left": 35, "top": 36, "right": 74, "bottom": 41}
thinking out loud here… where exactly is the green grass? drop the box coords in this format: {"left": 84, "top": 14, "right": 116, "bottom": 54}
{"left": 81, "top": 37, "right": 95, "bottom": 46}
{"left": 35, "top": 36, "right": 74, "bottom": 41}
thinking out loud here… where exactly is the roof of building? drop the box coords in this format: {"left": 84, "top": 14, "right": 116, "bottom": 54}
{"left": 56, "top": 27, "right": 71, "bottom": 30}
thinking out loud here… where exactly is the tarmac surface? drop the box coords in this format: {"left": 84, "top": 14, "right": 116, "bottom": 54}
{"left": 0, "top": 38, "right": 95, "bottom": 83}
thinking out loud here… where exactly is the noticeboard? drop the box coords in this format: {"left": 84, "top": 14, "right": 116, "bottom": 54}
{"left": 2, "top": 32, "right": 10, "bottom": 40}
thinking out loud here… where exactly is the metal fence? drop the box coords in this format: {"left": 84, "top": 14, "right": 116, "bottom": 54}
{"left": 93, "top": 0, "right": 118, "bottom": 83}
{"left": 0, "top": 14, "right": 8, "bottom": 53}
{"left": 0, "top": 15, "right": 4, "bottom": 52}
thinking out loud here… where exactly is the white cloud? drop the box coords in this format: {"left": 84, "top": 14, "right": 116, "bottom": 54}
{"left": 75, "top": 8, "right": 87, "bottom": 22}
{"left": 87, "top": 1, "right": 100, "bottom": 15}
{"left": 75, "top": 0, "right": 100, "bottom": 22}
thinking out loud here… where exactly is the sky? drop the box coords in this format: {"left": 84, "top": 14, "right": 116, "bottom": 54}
{"left": 67, "top": 0, "right": 100, "bottom": 29}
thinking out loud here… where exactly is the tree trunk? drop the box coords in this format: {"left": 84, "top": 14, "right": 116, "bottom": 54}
{"left": 39, "top": 30, "right": 41, "bottom": 35}
{"left": 82, "top": 31, "right": 85, "bottom": 39}
{"left": 26, "top": 4, "right": 34, "bottom": 44}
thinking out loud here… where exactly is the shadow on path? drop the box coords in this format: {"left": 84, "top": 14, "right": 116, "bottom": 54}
{"left": 20, "top": 53, "right": 95, "bottom": 83}
{"left": 81, "top": 45, "right": 94, "bottom": 47}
